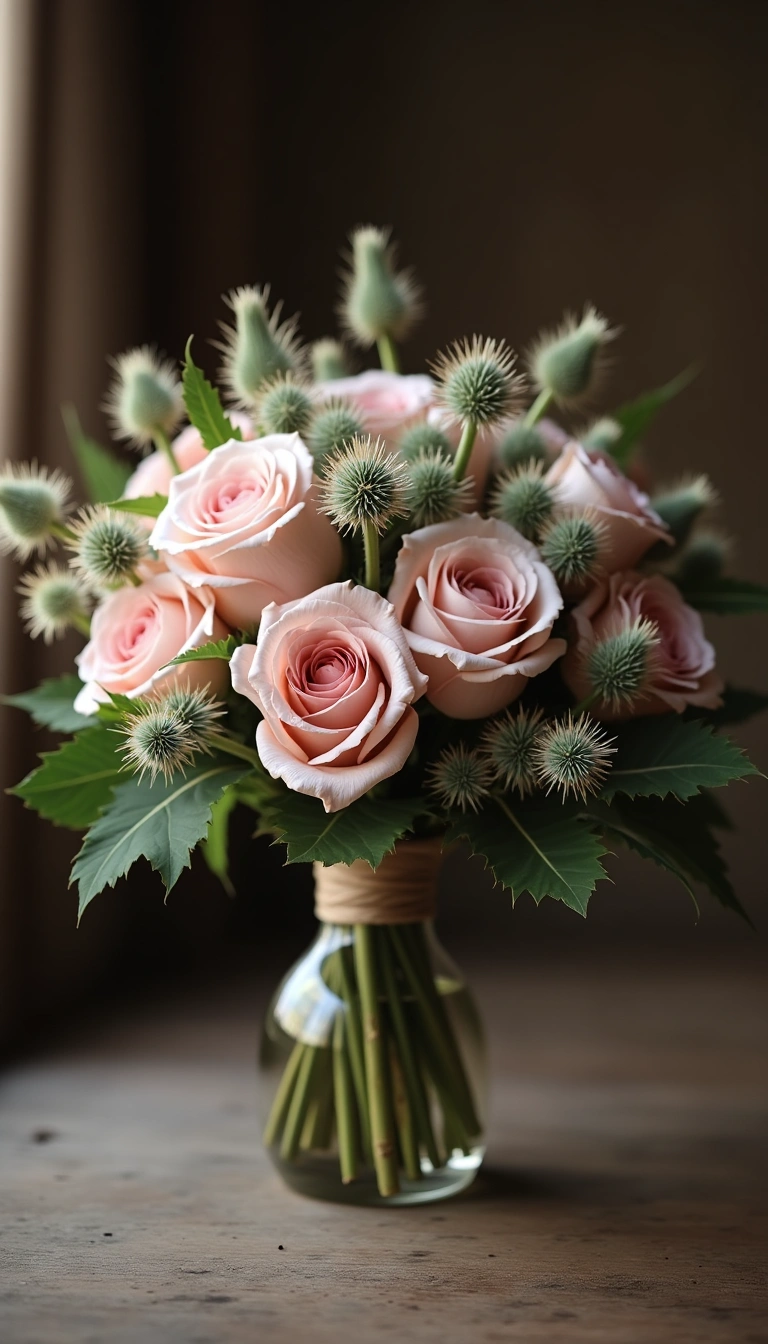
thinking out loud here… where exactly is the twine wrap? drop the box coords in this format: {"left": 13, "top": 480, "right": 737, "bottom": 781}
{"left": 313, "top": 838, "right": 443, "bottom": 926}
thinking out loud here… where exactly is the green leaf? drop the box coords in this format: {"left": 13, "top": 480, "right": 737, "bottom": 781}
{"left": 448, "top": 799, "right": 609, "bottom": 916}
{"left": 106, "top": 493, "right": 168, "bottom": 518}
{"left": 608, "top": 366, "right": 699, "bottom": 468}
{"left": 11, "top": 725, "right": 123, "bottom": 828}
{"left": 1, "top": 675, "right": 91, "bottom": 733}
{"left": 71, "top": 757, "right": 250, "bottom": 919}
{"left": 169, "top": 634, "right": 242, "bottom": 666}
{"left": 675, "top": 574, "right": 768, "bottom": 615}
{"left": 181, "top": 337, "right": 242, "bottom": 450}
{"left": 261, "top": 790, "right": 422, "bottom": 868}
{"left": 201, "top": 785, "right": 239, "bottom": 896}
{"left": 62, "top": 405, "right": 132, "bottom": 503}
{"left": 694, "top": 685, "right": 768, "bottom": 726}
{"left": 602, "top": 717, "right": 760, "bottom": 801}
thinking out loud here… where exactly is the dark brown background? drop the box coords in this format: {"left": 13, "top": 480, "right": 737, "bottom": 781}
{"left": 1, "top": 0, "right": 766, "bottom": 1046}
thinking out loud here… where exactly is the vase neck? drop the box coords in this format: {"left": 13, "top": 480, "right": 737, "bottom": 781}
{"left": 313, "top": 837, "right": 443, "bottom": 926}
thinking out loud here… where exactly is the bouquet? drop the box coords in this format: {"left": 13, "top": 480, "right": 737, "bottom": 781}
{"left": 2, "top": 227, "right": 765, "bottom": 1203}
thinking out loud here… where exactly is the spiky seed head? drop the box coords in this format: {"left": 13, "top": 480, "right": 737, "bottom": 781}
{"left": 104, "top": 346, "right": 183, "bottom": 447}
{"left": 256, "top": 374, "right": 314, "bottom": 436}
{"left": 0, "top": 461, "right": 71, "bottom": 559}
{"left": 67, "top": 506, "right": 147, "bottom": 589}
{"left": 17, "top": 562, "right": 91, "bottom": 642}
{"left": 161, "top": 684, "right": 225, "bottom": 741}
{"left": 431, "top": 336, "right": 525, "bottom": 428}
{"left": 497, "top": 423, "right": 548, "bottom": 469}
{"left": 534, "top": 713, "right": 616, "bottom": 802}
{"left": 340, "top": 225, "right": 423, "bottom": 347}
{"left": 428, "top": 743, "right": 493, "bottom": 814}
{"left": 404, "top": 450, "right": 473, "bottom": 529}
{"left": 305, "top": 400, "right": 365, "bottom": 467}
{"left": 539, "top": 511, "right": 605, "bottom": 589}
{"left": 311, "top": 338, "right": 350, "bottom": 383}
{"left": 219, "top": 285, "right": 305, "bottom": 407}
{"left": 529, "top": 307, "right": 617, "bottom": 406}
{"left": 398, "top": 421, "right": 454, "bottom": 463}
{"left": 490, "top": 461, "right": 556, "bottom": 541}
{"left": 650, "top": 475, "right": 717, "bottom": 549}
{"left": 586, "top": 617, "right": 660, "bottom": 710}
{"left": 481, "top": 706, "right": 544, "bottom": 797}
{"left": 118, "top": 703, "right": 200, "bottom": 784}
{"left": 320, "top": 435, "right": 409, "bottom": 534}
{"left": 674, "top": 528, "right": 730, "bottom": 584}
{"left": 582, "top": 417, "right": 623, "bottom": 454}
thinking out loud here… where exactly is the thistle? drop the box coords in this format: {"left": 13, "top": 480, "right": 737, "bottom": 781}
{"left": 481, "top": 706, "right": 544, "bottom": 796}
{"left": 428, "top": 743, "right": 493, "bottom": 813}
{"left": 321, "top": 436, "right": 408, "bottom": 591}
{"left": 67, "top": 506, "right": 147, "bottom": 589}
{"left": 104, "top": 346, "right": 183, "bottom": 451}
{"left": 17, "top": 562, "right": 91, "bottom": 642}
{"left": 497, "top": 423, "right": 548, "bottom": 469}
{"left": 539, "top": 511, "right": 605, "bottom": 590}
{"left": 527, "top": 307, "right": 617, "bottom": 423}
{"left": 674, "top": 528, "right": 730, "bottom": 584}
{"left": 534, "top": 713, "right": 616, "bottom": 801}
{"left": 162, "top": 685, "right": 225, "bottom": 740}
{"left": 585, "top": 618, "right": 660, "bottom": 711}
{"left": 431, "top": 337, "right": 525, "bottom": 482}
{"left": 118, "top": 703, "right": 201, "bottom": 783}
{"left": 340, "top": 225, "right": 422, "bottom": 369}
{"left": 306, "top": 400, "right": 365, "bottom": 467}
{"left": 651, "top": 475, "right": 717, "bottom": 549}
{"left": 405, "top": 450, "right": 473, "bottom": 528}
{"left": 398, "top": 422, "right": 454, "bottom": 463}
{"left": 0, "top": 461, "right": 72, "bottom": 559}
{"left": 582, "top": 417, "right": 622, "bottom": 454}
{"left": 219, "top": 284, "right": 304, "bottom": 407}
{"left": 311, "top": 338, "right": 351, "bottom": 383}
{"left": 257, "top": 374, "right": 314, "bottom": 436}
{"left": 490, "top": 461, "right": 556, "bottom": 541}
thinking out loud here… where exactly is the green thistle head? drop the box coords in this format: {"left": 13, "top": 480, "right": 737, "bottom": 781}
{"left": 428, "top": 743, "right": 493, "bottom": 813}
{"left": 219, "top": 285, "right": 304, "bottom": 407}
{"left": 534, "top": 713, "right": 616, "bottom": 802}
{"left": 257, "top": 374, "right": 314, "bottom": 436}
{"left": 398, "top": 422, "right": 454, "bottom": 463}
{"left": 118, "top": 704, "right": 200, "bottom": 783}
{"left": 68, "top": 506, "right": 147, "bottom": 589}
{"left": 497, "top": 423, "right": 548, "bottom": 469}
{"left": 320, "top": 435, "right": 408, "bottom": 535}
{"left": 582, "top": 418, "right": 622, "bottom": 454}
{"left": 0, "top": 461, "right": 71, "bottom": 559}
{"left": 674, "top": 529, "right": 730, "bottom": 584}
{"left": 161, "top": 685, "right": 224, "bottom": 741}
{"left": 529, "top": 307, "right": 616, "bottom": 406}
{"left": 481, "top": 706, "right": 544, "bottom": 796}
{"left": 340, "top": 225, "right": 422, "bottom": 347}
{"left": 105, "top": 346, "right": 183, "bottom": 446}
{"left": 586, "top": 617, "right": 660, "bottom": 710}
{"left": 405, "top": 450, "right": 472, "bottom": 528}
{"left": 539, "top": 512, "right": 604, "bottom": 589}
{"left": 651, "top": 475, "right": 717, "bottom": 549}
{"left": 490, "top": 461, "right": 556, "bottom": 541}
{"left": 306, "top": 400, "right": 365, "bottom": 467}
{"left": 17, "top": 562, "right": 91, "bottom": 643}
{"left": 432, "top": 336, "right": 524, "bottom": 427}
{"left": 311, "top": 338, "right": 350, "bottom": 382}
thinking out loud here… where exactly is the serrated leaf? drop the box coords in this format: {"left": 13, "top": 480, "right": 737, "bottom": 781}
{"left": 448, "top": 800, "right": 609, "bottom": 916}
{"left": 2, "top": 675, "right": 92, "bottom": 733}
{"left": 607, "top": 366, "right": 699, "bottom": 468}
{"left": 106, "top": 493, "right": 168, "bottom": 518}
{"left": 182, "top": 337, "right": 242, "bottom": 450}
{"left": 62, "top": 405, "right": 132, "bottom": 503}
{"left": 675, "top": 574, "right": 768, "bottom": 615}
{"left": 693, "top": 685, "right": 768, "bottom": 726}
{"left": 170, "top": 634, "right": 242, "bottom": 666}
{"left": 602, "top": 717, "right": 759, "bottom": 801}
{"left": 201, "top": 785, "right": 239, "bottom": 896}
{"left": 11, "top": 725, "right": 123, "bottom": 828}
{"left": 71, "top": 757, "right": 250, "bottom": 919}
{"left": 261, "top": 790, "right": 422, "bottom": 868}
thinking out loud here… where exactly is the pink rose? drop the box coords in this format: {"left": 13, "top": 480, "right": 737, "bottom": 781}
{"left": 316, "top": 370, "right": 435, "bottom": 444}
{"left": 389, "top": 515, "right": 566, "bottom": 719}
{"left": 124, "top": 413, "right": 254, "bottom": 503}
{"left": 230, "top": 581, "right": 428, "bottom": 812}
{"left": 149, "top": 434, "right": 342, "bottom": 629}
{"left": 74, "top": 571, "right": 229, "bottom": 716}
{"left": 563, "top": 570, "right": 724, "bottom": 718}
{"left": 545, "top": 442, "right": 671, "bottom": 570}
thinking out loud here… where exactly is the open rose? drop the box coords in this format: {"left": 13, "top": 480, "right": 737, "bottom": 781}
{"left": 545, "top": 442, "right": 671, "bottom": 570}
{"left": 124, "top": 413, "right": 254, "bottom": 504}
{"left": 230, "top": 581, "right": 428, "bottom": 812}
{"left": 389, "top": 515, "right": 566, "bottom": 718}
{"left": 74, "top": 572, "right": 229, "bottom": 715}
{"left": 563, "top": 570, "right": 724, "bottom": 718}
{"left": 316, "top": 370, "right": 435, "bottom": 445}
{"left": 150, "top": 434, "right": 342, "bottom": 629}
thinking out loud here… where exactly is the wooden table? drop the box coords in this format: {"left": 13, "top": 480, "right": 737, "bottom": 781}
{"left": 1, "top": 949, "right": 766, "bottom": 1342}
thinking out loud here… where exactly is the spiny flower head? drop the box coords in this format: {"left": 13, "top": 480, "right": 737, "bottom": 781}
{"left": 651, "top": 474, "right": 717, "bottom": 549}
{"left": 490, "top": 461, "right": 556, "bottom": 541}
{"left": 398, "top": 421, "right": 454, "bottom": 464}
{"left": 674, "top": 528, "right": 730, "bottom": 584}
{"left": 497, "top": 422, "right": 549, "bottom": 469}
{"left": 257, "top": 374, "right": 314, "bottom": 436}
{"left": 431, "top": 336, "right": 525, "bottom": 427}
{"left": 534, "top": 713, "right": 616, "bottom": 802}
{"left": 311, "top": 338, "right": 350, "bottom": 382}
{"left": 219, "top": 284, "right": 305, "bottom": 407}
{"left": 161, "top": 684, "right": 225, "bottom": 740}
{"left": 586, "top": 617, "right": 660, "bottom": 710}
{"left": 320, "top": 435, "right": 408, "bottom": 534}
{"left": 0, "top": 461, "right": 71, "bottom": 559}
{"left": 67, "top": 505, "right": 147, "bottom": 589}
{"left": 306, "top": 400, "right": 365, "bottom": 467}
{"left": 539, "top": 510, "right": 605, "bottom": 590}
{"left": 582, "top": 417, "right": 622, "bottom": 454}
{"left": 405, "top": 450, "right": 473, "bottom": 528}
{"left": 340, "top": 225, "right": 423, "bottom": 347}
{"left": 118, "top": 702, "right": 201, "bottom": 784}
{"left": 529, "top": 307, "right": 617, "bottom": 406}
{"left": 428, "top": 743, "right": 493, "bottom": 814}
{"left": 104, "top": 346, "right": 183, "bottom": 447}
{"left": 481, "top": 706, "right": 544, "bottom": 797}
{"left": 17, "top": 562, "right": 91, "bottom": 642}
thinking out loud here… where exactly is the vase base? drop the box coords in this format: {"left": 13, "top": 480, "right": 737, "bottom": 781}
{"left": 268, "top": 1146, "right": 485, "bottom": 1207}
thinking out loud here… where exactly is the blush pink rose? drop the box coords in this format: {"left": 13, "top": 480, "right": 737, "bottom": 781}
{"left": 230, "top": 581, "right": 428, "bottom": 812}
{"left": 389, "top": 515, "right": 566, "bottom": 719}
{"left": 563, "top": 570, "right": 724, "bottom": 718}
{"left": 545, "top": 442, "right": 671, "bottom": 570}
{"left": 124, "top": 413, "right": 255, "bottom": 503}
{"left": 74, "top": 571, "right": 229, "bottom": 716}
{"left": 149, "top": 434, "right": 342, "bottom": 629}
{"left": 316, "top": 370, "right": 435, "bottom": 444}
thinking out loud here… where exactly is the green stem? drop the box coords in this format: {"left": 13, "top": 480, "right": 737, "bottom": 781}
{"left": 333, "top": 1012, "right": 359, "bottom": 1184}
{"left": 354, "top": 924, "right": 400, "bottom": 1197}
{"left": 154, "top": 427, "right": 181, "bottom": 475}
{"left": 50, "top": 521, "right": 76, "bottom": 543}
{"left": 376, "top": 332, "right": 400, "bottom": 373}
{"left": 363, "top": 520, "right": 381, "bottom": 593}
{"left": 280, "top": 1045, "right": 323, "bottom": 1161}
{"left": 572, "top": 690, "right": 599, "bottom": 716}
{"left": 380, "top": 930, "right": 441, "bottom": 1170}
{"left": 336, "top": 947, "right": 372, "bottom": 1161}
{"left": 72, "top": 613, "right": 92, "bottom": 638}
{"left": 206, "top": 732, "right": 262, "bottom": 771}
{"left": 389, "top": 1041, "right": 420, "bottom": 1181}
{"left": 263, "top": 1039, "right": 305, "bottom": 1147}
{"left": 452, "top": 420, "right": 478, "bottom": 483}
{"left": 523, "top": 387, "right": 554, "bottom": 428}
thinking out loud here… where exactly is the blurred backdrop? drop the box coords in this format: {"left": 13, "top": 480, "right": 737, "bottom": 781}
{"left": 1, "top": 0, "right": 766, "bottom": 1047}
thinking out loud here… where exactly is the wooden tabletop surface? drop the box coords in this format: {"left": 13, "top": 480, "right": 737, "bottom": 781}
{"left": 1, "top": 948, "right": 767, "bottom": 1343}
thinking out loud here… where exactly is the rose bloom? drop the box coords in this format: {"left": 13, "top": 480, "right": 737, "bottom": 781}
{"left": 150, "top": 434, "right": 342, "bottom": 629}
{"left": 563, "top": 570, "right": 724, "bottom": 718}
{"left": 545, "top": 441, "right": 671, "bottom": 570}
{"left": 316, "top": 370, "right": 435, "bottom": 444}
{"left": 74, "top": 571, "right": 229, "bottom": 716}
{"left": 389, "top": 515, "right": 566, "bottom": 719}
{"left": 124, "top": 413, "right": 254, "bottom": 503}
{"left": 230, "top": 581, "right": 428, "bottom": 812}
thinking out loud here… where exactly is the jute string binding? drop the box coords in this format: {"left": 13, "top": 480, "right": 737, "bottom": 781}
{"left": 313, "top": 838, "right": 443, "bottom": 926}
